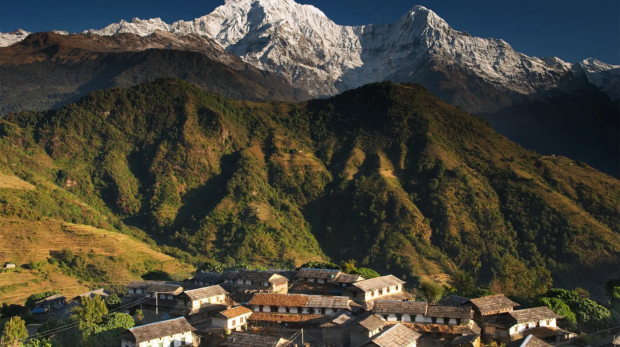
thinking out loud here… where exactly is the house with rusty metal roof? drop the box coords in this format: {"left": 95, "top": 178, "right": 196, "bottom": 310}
{"left": 346, "top": 275, "right": 408, "bottom": 305}
{"left": 220, "top": 332, "right": 292, "bottom": 347}
{"left": 359, "top": 323, "right": 422, "bottom": 347}
{"left": 121, "top": 317, "right": 198, "bottom": 347}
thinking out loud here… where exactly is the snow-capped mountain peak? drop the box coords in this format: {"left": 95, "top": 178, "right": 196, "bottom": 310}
{"left": 0, "top": 29, "right": 31, "bottom": 47}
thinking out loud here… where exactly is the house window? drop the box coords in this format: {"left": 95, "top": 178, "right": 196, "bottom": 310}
{"left": 231, "top": 319, "right": 236, "bottom": 326}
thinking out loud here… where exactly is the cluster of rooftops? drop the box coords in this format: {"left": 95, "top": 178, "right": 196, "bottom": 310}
{"left": 109, "top": 268, "right": 575, "bottom": 347}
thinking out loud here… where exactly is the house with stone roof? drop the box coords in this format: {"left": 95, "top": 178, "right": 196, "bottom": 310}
{"left": 186, "top": 272, "right": 224, "bottom": 287}
{"left": 371, "top": 301, "right": 473, "bottom": 326}
{"left": 483, "top": 307, "right": 563, "bottom": 341}
{"left": 351, "top": 314, "right": 389, "bottom": 346}
{"left": 126, "top": 280, "right": 181, "bottom": 294}
{"left": 212, "top": 306, "right": 253, "bottom": 332}
{"left": 177, "top": 285, "right": 229, "bottom": 310}
{"left": 506, "top": 335, "right": 552, "bottom": 347}
{"left": 359, "top": 323, "right": 422, "bottom": 347}
{"left": 294, "top": 268, "right": 342, "bottom": 284}
{"left": 466, "top": 295, "right": 519, "bottom": 318}
{"left": 220, "top": 332, "right": 292, "bottom": 347}
{"left": 120, "top": 317, "right": 198, "bottom": 347}
{"left": 345, "top": 275, "right": 408, "bottom": 304}
{"left": 224, "top": 270, "right": 289, "bottom": 293}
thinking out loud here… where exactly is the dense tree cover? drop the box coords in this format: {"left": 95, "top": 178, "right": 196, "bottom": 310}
{"left": 419, "top": 280, "right": 444, "bottom": 304}
{"left": 103, "top": 295, "right": 121, "bottom": 310}
{"left": 299, "top": 262, "right": 341, "bottom": 270}
{"left": 2, "top": 79, "right": 619, "bottom": 295}
{"left": 536, "top": 288, "right": 614, "bottom": 330}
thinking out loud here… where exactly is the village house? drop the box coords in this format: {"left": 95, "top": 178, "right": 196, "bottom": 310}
{"left": 126, "top": 280, "right": 180, "bottom": 295}
{"left": 484, "top": 307, "right": 563, "bottom": 341}
{"left": 520, "top": 326, "right": 576, "bottom": 344}
{"left": 505, "top": 335, "right": 552, "bottom": 347}
{"left": 224, "top": 270, "right": 289, "bottom": 293}
{"left": 333, "top": 273, "right": 365, "bottom": 287}
{"left": 211, "top": 306, "right": 253, "bottom": 332}
{"left": 465, "top": 295, "right": 519, "bottom": 319}
{"left": 3, "top": 263, "right": 16, "bottom": 269}
{"left": 351, "top": 315, "right": 388, "bottom": 347}
{"left": 140, "top": 284, "right": 185, "bottom": 321}
{"left": 120, "top": 317, "right": 198, "bottom": 347}
{"left": 34, "top": 294, "right": 66, "bottom": 310}
{"left": 176, "top": 285, "right": 229, "bottom": 310}
{"left": 73, "top": 288, "right": 109, "bottom": 301}
{"left": 318, "top": 311, "right": 358, "bottom": 346}
{"left": 186, "top": 272, "right": 223, "bottom": 287}
{"left": 345, "top": 275, "right": 408, "bottom": 305}
{"left": 406, "top": 321, "right": 482, "bottom": 346}
{"left": 247, "top": 293, "right": 360, "bottom": 328}
{"left": 373, "top": 301, "right": 428, "bottom": 322}
{"left": 425, "top": 306, "right": 474, "bottom": 325}
{"left": 359, "top": 323, "right": 422, "bottom": 347}
{"left": 294, "top": 268, "right": 341, "bottom": 284}
{"left": 220, "top": 332, "right": 292, "bottom": 347}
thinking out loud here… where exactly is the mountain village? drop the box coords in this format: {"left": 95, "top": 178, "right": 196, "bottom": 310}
{"left": 20, "top": 267, "right": 583, "bottom": 347}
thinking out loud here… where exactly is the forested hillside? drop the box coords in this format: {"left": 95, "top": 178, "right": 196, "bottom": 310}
{"left": 1, "top": 79, "right": 618, "bottom": 298}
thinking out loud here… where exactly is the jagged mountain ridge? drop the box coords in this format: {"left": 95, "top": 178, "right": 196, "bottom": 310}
{"left": 75, "top": 0, "right": 619, "bottom": 104}
{"left": 0, "top": 31, "right": 311, "bottom": 115}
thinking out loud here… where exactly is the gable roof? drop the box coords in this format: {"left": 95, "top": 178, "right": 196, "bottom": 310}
{"left": 438, "top": 295, "right": 471, "bottom": 307}
{"left": 248, "top": 293, "right": 352, "bottom": 309}
{"left": 122, "top": 317, "right": 194, "bottom": 343}
{"left": 182, "top": 285, "right": 228, "bottom": 301}
{"left": 426, "top": 305, "right": 473, "bottom": 319}
{"left": 351, "top": 275, "right": 405, "bottom": 293}
{"left": 219, "top": 306, "right": 252, "bottom": 319}
{"left": 233, "top": 270, "right": 288, "bottom": 284}
{"left": 356, "top": 315, "right": 387, "bottom": 332}
{"left": 506, "top": 335, "right": 551, "bottom": 347}
{"left": 334, "top": 273, "right": 365, "bottom": 284}
{"left": 221, "top": 332, "right": 291, "bottom": 347}
{"left": 368, "top": 323, "right": 422, "bottom": 347}
{"left": 73, "top": 289, "right": 109, "bottom": 301}
{"left": 373, "top": 301, "right": 427, "bottom": 315}
{"left": 468, "top": 295, "right": 519, "bottom": 314}
{"left": 507, "top": 307, "right": 562, "bottom": 324}
{"left": 295, "top": 268, "right": 342, "bottom": 280}
{"left": 319, "top": 311, "right": 358, "bottom": 328}
{"left": 145, "top": 284, "right": 183, "bottom": 294}
{"left": 192, "top": 272, "right": 223, "bottom": 283}
{"left": 127, "top": 280, "right": 180, "bottom": 289}
{"left": 35, "top": 294, "right": 65, "bottom": 304}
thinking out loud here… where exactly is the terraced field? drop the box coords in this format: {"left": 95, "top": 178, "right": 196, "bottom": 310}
{"left": 0, "top": 173, "right": 35, "bottom": 190}
{"left": 0, "top": 218, "right": 194, "bottom": 305}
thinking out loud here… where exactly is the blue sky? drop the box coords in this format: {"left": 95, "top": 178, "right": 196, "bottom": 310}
{"left": 0, "top": 0, "right": 617, "bottom": 64}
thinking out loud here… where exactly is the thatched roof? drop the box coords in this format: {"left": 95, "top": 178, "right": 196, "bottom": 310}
{"left": 122, "top": 317, "right": 194, "bottom": 343}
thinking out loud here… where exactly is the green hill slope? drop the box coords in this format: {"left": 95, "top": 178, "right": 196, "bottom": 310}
{"left": 2, "top": 79, "right": 618, "bottom": 298}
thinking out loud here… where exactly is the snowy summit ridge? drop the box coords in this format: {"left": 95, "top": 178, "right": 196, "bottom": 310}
{"left": 1, "top": 0, "right": 617, "bottom": 103}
